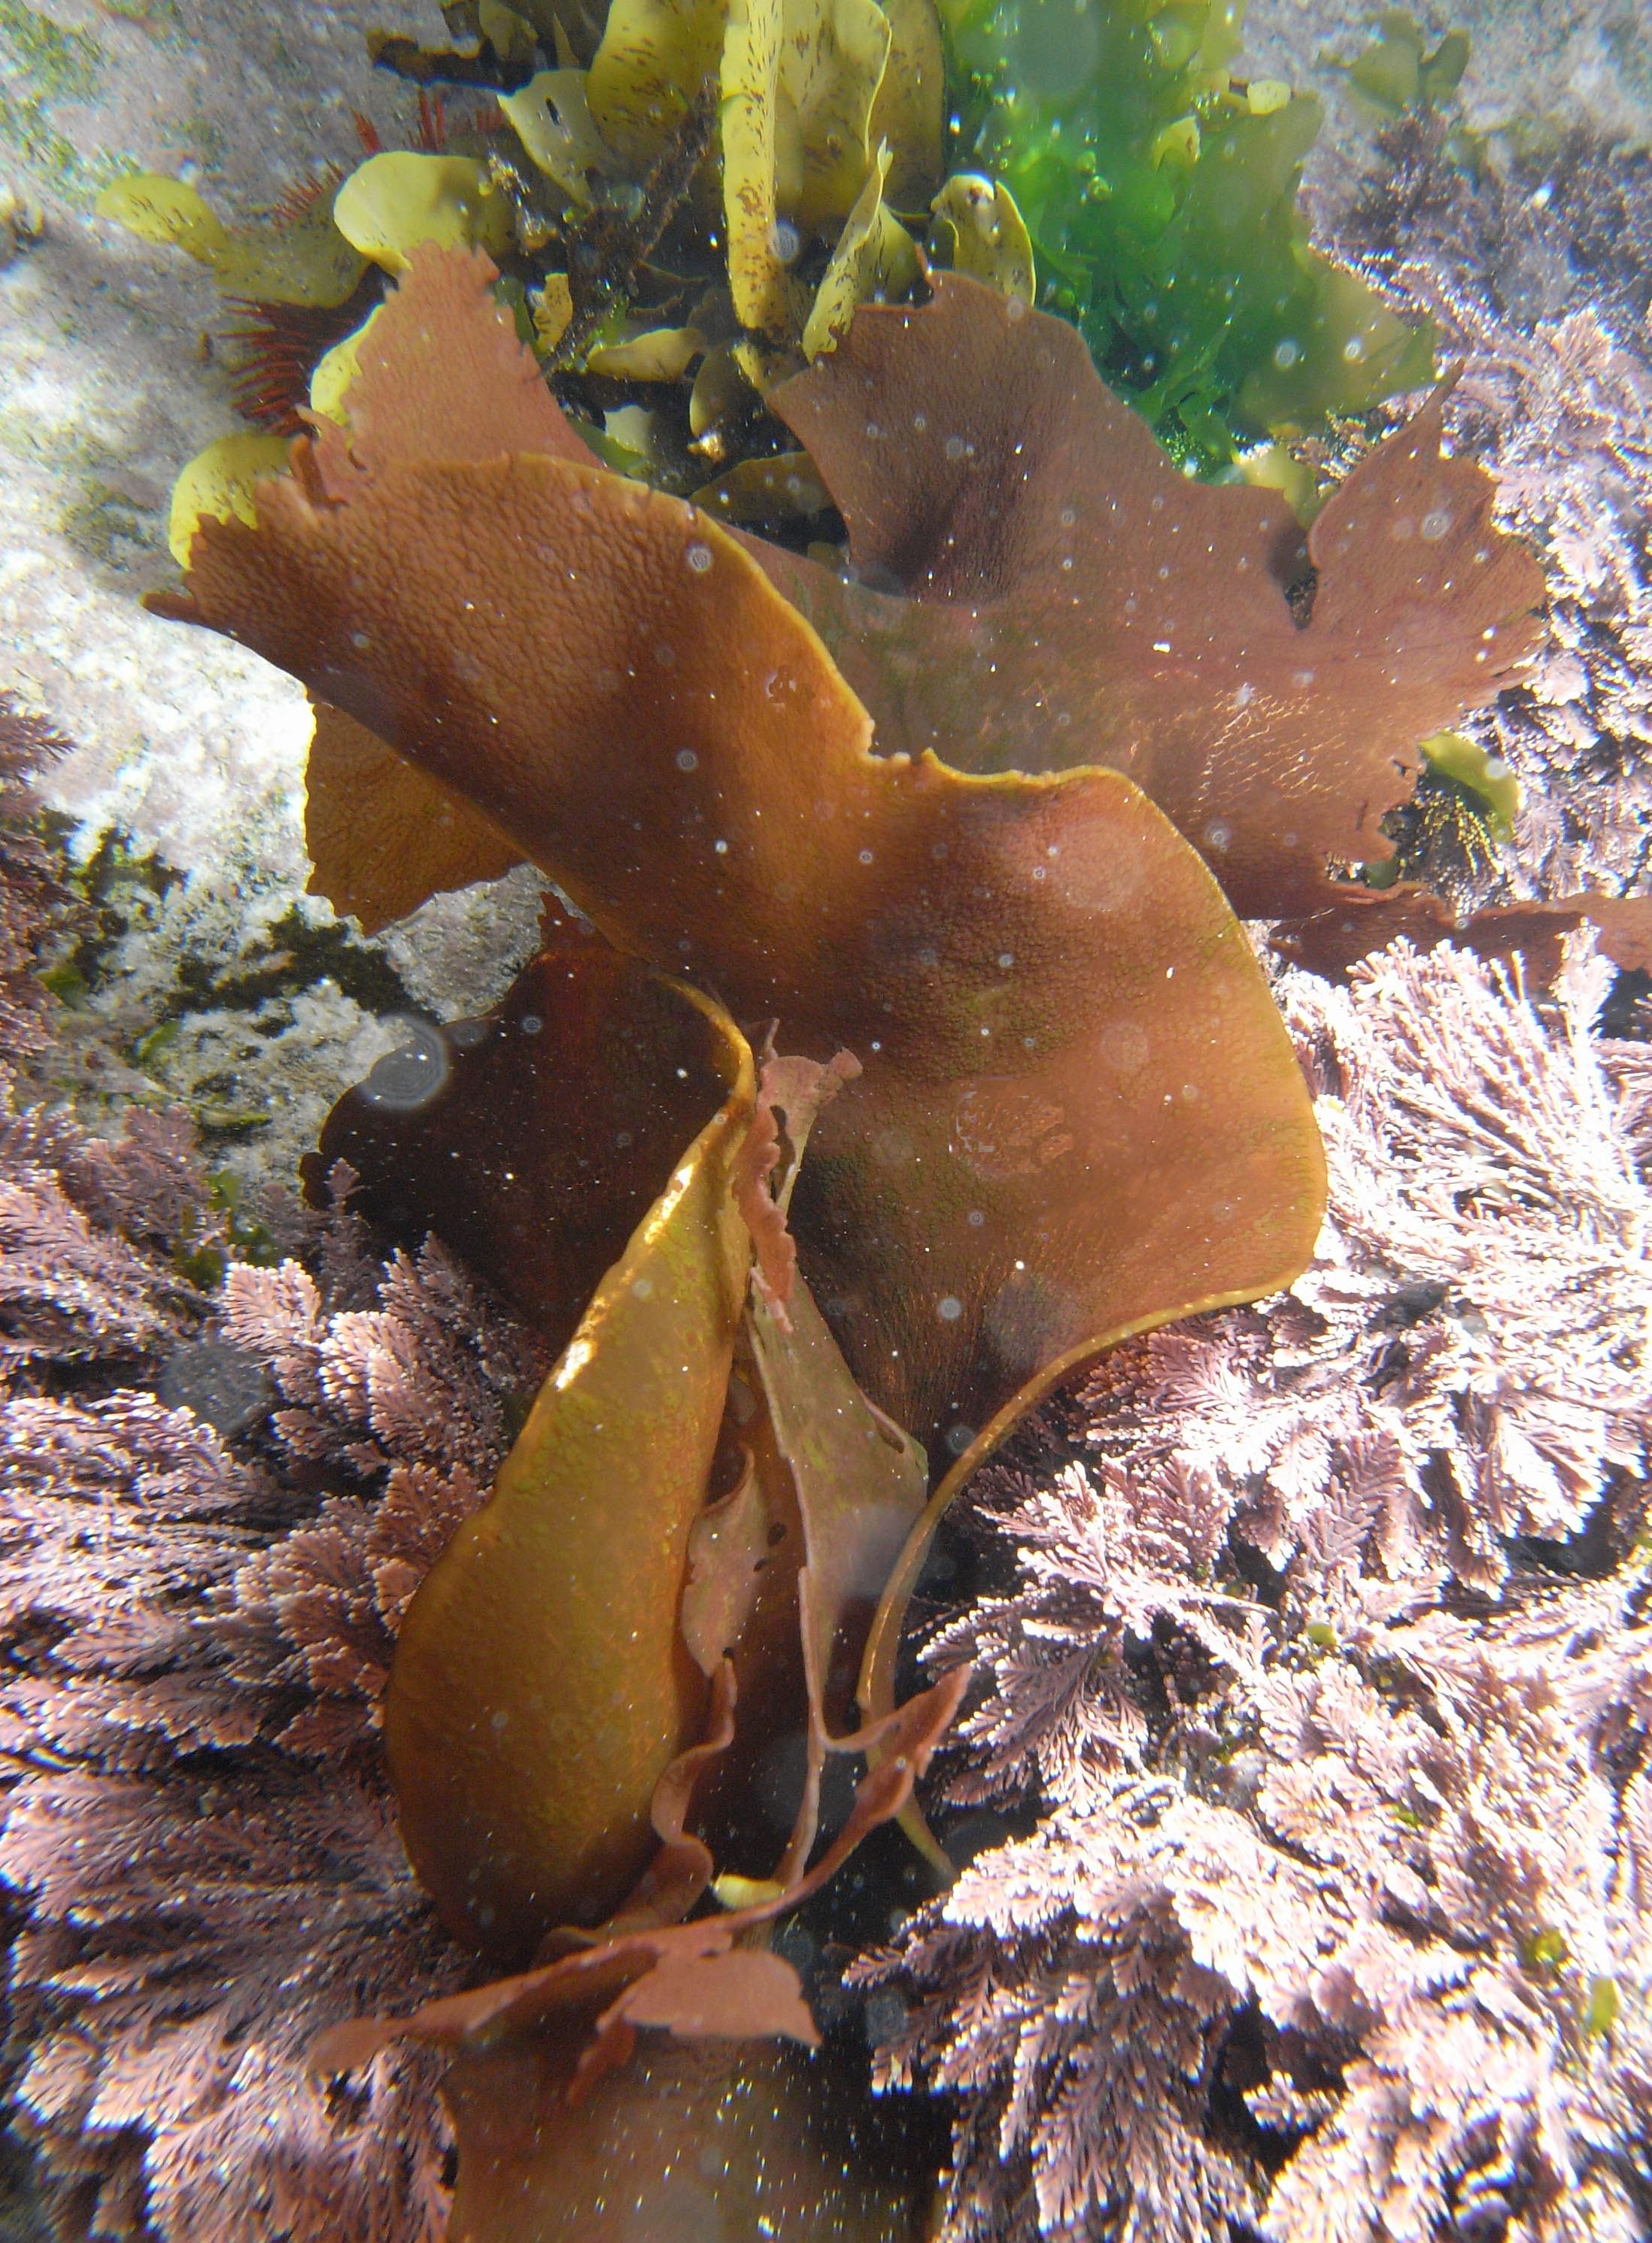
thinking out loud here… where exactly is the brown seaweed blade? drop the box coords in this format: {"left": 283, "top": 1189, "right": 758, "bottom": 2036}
{"left": 284, "top": 242, "right": 592, "bottom": 929}
{"left": 316, "top": 1673, "right": 963, "bottom": 2232}
{"left": 149, "top": 251, "right": 1320, "bottom": 2205}
{"left": 755, "top": 272, "right": 1547, "bottom": 919}
{"left": 314, "top": 1664, "right": 967, "bottom": 2077}
{"left": 745, "top": 1273, "right": 931, "bottom": 1873}
{"left": 381, "top": 958, "right": 755, "bottom": 1961}
{"left": 318, "top": 965, "right": 955, "bottom": 1983}
{"left": 320, "top": 995, "right": 962, "bottom": 2038}
{"left": 317, "top": 241, "right": 587, "bottom": 472}
{"left": 303, "top": 697, "right": 522, "bottom": 933}
{"left": 164, "top": 438, "right": 1323, "bottom": 1458}
{"left": 1272, "top": 879, "right": 1652, "bottom": 981}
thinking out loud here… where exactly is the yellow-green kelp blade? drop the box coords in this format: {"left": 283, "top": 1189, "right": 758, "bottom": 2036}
{"left": 384, "top": 979, "right": 756, "bottom": 1964}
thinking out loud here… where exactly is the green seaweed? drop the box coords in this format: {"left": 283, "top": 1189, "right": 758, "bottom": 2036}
{"left": 944, "top": 0, "right": 1437, "bottom": 470}
{"left": 1418, "top": 727, "right": 1519, "bottom": 834}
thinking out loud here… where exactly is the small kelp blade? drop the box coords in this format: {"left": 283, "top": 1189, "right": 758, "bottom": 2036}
{"left": 382, "top": 961, "right": 755, "bottom": 1962}
{"left": 303, "top": 697, "right": 522, "bottom": 933}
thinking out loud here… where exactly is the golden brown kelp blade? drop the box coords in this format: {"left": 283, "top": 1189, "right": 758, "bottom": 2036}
{"left": 169, "top": 467, "right": 1323, "bottom": 1455}
{"left": 867, "top": 0, "right": 943, "bottom": 208}
{"left": 766, "top": 762, "right": 1325, "bottom": 1449}
{"left": 599, "top": 1659, "right": 739, "bottom": 1936}
{"left": 746, "top": 1273, "right": 931, "bottom": 1875}
{"left": 382, "top": 969, "right": 755, "bottom": 1962}
{"left": 439, "top": 2038, "right": 932, "bottom": 2242}
{"left": 316, "top": 1686, "right": 958, "bottom": 2228}
{"left": 315, "top": 1665, "right": 967, "bottom": 2074}
{"left": 303, "top": 697, "right": 522, "bottom": 933}
{"left": 675, "top": 1362, "right": 815, "bottom": 1877}
{"left": 294, "top": 242, "right": 585, "bottom": 930}
{"left": 748, "top": 1278, "right": 927, "bottom": 1738}
{"left": 756, "top": 272, "right": 1547, "bottom": 918}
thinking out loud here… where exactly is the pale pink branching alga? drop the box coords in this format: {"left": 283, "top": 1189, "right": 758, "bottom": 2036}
{"left": 861, "top": 937, "right": 1652, "bottom": 2243}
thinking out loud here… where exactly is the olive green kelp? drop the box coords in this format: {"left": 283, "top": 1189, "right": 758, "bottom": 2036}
{"left": 144, "top": 242, "right": 1323, "bottom": 2190}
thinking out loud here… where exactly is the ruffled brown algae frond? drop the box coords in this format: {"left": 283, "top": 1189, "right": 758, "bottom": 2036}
{"left": 123, "top": 239, "right": 1341, "bottom": 2217}
{"left": 746, "top": 269, "right": 1652, "bottom": 972}
{"left": 156, "top": 245, "right": 1325, "bottom": 1443}
{"left": 752, "top": 273, "right": 1547, "bottom": 920}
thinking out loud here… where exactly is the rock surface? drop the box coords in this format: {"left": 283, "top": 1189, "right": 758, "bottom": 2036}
{"left": 0, "top": 0, "right": 546, "bottom": 1194}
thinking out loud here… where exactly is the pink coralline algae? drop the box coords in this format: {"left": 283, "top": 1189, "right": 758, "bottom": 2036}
{"left": 0, "top": 1103, "right": 546, "bottom": 2238}
{"left": 860, "top": 936, "right": 1652, "bottom": 2243}
{"left": 0, "top": 699, "right": 67, "bottom": 1078}
{"left": 0, "top": 1107, "right": 211, "bottom": 1379}
{"left": 1326, "top": 119, "right": 1652, "bottom": 925}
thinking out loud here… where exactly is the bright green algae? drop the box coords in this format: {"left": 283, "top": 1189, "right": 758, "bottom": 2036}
{"left": 946, "top": 0, "right": 1438, "bottom": 470}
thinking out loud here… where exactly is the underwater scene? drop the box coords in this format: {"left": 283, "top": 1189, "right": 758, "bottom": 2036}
{"left": 2, "top": 0, "right": 1652, "bottom": 2234}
